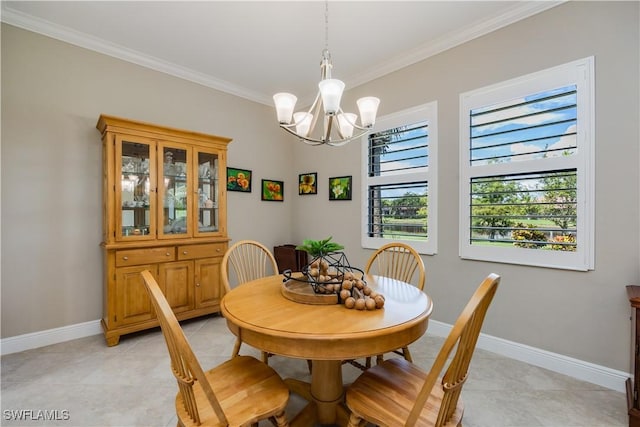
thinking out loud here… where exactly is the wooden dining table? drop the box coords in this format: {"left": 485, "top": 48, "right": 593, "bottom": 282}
{"left": 220, "top": 273, "right": 433, "bottom": 426}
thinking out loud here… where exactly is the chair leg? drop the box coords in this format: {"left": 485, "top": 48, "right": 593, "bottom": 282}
{"left": 307, "top": 359, "right": 312, "bottom": 373}
{"left": 347, "top": 412, "right": 363, "bottom": 427}
{"left": 272, "top": 410, "right": 289, "bottom": 427}
{"left": 232, "top": 337, "right": 242, "bottom": 357}
{"left": 402, "top": 346, "right": 413, "bottom": 363}
{"left": 376, "top": 354, "right": 384, "bottom": 365}
{"left": 262, "top": 351, "right": 270, "bottom": 364}
{"left": 365, "top": 356, "right": 372, "bottom": 369}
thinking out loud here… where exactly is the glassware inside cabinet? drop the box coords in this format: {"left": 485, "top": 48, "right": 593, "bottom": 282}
{"left": 161, "top": 147, "right": 189, "bottom": 235}
{"left": 197, "top": 152, "right": 219, "bottom": 233}
{"left": 120, "top": 141, "right": 151, "bottom": 237}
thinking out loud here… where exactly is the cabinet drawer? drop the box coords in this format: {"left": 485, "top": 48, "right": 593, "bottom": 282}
{"left": 115, "top": 247, "right": 175, "bottom": 267}
{"left": 178, "top": 243, "right": 226, "bottom": 260}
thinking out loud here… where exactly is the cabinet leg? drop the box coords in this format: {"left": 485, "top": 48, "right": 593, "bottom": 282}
{"left": 102, "top": 319, "right": 121, "bottom": 346}
{"left": 105, "top": 334, "right": 120, "bottom": 346}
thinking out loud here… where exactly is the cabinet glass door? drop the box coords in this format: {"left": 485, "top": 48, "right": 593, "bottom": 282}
{"left": 117, "top": 138, "right": 153, "bottom": 240}
{"left": 159, "top": 144, "right": 190, "bottom": 238}
{"left": 195, "top": 151, "right": 219, "bottom": 234}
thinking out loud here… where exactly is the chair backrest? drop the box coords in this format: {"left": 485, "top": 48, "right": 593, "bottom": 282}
{"left": 364, "top": 242, "right": 426, "bottom": 290}
{"left": 407, "top": 273, "right": 500, "bottom": 426}
{"left": 140, "top": 270, "right": 227, "bottom": 425}
{"left": 221, "top": 240, "right": 279, "bottom": 292}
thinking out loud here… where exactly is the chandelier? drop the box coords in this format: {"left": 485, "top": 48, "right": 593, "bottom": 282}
{"left": 272, "top": 2, "right": 380, "bottom": 147}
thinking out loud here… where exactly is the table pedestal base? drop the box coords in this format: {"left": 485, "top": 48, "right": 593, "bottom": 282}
{"left": 285, "top": 360, "right": 350, "bottom": 426}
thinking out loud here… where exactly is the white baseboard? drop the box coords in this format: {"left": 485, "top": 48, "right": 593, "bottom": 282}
{"left": 0, "top": 320, "right": 102, "bottom": 356}
{"left": 428, "top": 320, "right": 630, "bottom": 393}
{"left": 1, "top": 318, "right": 630, "bottom": 393}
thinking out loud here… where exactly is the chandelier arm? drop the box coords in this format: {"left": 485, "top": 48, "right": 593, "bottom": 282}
{"left": 334, "top": 107, "right": 346, "bottom": 140}
{"left": 306, "top": 93, "right": 323, "bottom": 138}
{"left": 337, "top": 110, "right": 371, "bottom": 131}
{"left": 278, "top": 124, "right": 325, "bottom": 145}
{"left": 327, "top": 140, "right": 350, "bottom": 147}
{"left": 350, "top": 122, "right": 374, "bottom": 132}
{"left": 306, "top": 92, "right": 322, "bottom": 116}
{"left": 284, "top": 92, "right": 323, "bottom": 137}
{"left": 334, "top": 106, "right": 373, "bottom": 137}
{"left": 327, "top": 127, "right": 371, "bottom": 146}
{"left": 279, "top": 123, "right": 370, "bottom": 146}
{"left": 325, "top": 114, "right": 335, "bottom": 142}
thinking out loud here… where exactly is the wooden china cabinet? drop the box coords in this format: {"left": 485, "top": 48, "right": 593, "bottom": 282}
{"left": 96, "top": 115, "right": 231, "bottom": 346}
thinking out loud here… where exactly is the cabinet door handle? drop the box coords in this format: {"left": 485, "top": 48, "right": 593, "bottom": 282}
{"left": 196, "top": 283, "right": 200, "bottom": 287}
{"left": 122, "top": 256, "right": 129, "bottom": 261}
{"left": 183, "top": 251, "right": 188, "bottom": 255}
{"left": 216, "top": 248, "right": 221, "bottom": 252}
{"left": 166, "top": 252, "right": 171, "bottom": 256}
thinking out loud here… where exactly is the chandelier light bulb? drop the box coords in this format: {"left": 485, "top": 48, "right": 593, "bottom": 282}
{"left": 337, "top": 113, "right": 357, "bottom": 138}
{"left": 357, "top": 97, "right": 381, "bottom": 127}
{"left": 318, "top": 79, "right": 345, "bottom": 115}
{"left": 294, "top": 112, "right": 313, "bottom": 137}
{"left": 273, "top": 93, "right": 297, "bottom": 124}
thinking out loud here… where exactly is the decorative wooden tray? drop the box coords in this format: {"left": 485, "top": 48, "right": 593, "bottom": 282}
{"left": 281, "top": 279, "right": 338, "bottom": 305}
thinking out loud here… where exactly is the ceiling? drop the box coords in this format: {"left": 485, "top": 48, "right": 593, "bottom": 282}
{"left": 1, "top": 1, "right": 562, "bottom": 106}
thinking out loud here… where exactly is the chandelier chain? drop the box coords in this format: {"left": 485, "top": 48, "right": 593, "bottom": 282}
{"left": 324, "top": 0, "right": 329, "bottom": 51}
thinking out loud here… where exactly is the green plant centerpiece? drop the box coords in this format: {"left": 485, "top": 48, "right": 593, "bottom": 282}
{"left": 287, "top": 237, "right": 385, "bottom": 310}
{"left": 296, "top": 236, "right": 345, "bottom": 259}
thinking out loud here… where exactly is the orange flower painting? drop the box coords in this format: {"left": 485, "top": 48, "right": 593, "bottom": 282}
{"left": 262, "top": 179, "right": 284, "bottom": 202}
{"left": 227, "top": 167, "right": 252, "bottom": 192}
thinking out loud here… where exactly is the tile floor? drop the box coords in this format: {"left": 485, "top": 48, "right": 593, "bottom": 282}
{"left": 1, "top": 314, "right": 628, "bottom": 427}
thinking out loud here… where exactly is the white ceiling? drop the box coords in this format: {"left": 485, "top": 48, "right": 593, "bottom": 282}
{"left": 1, "top": 1, "right": 563, "bottom": 106}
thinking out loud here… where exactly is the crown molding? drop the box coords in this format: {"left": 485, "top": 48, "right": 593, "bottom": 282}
{"left": 346, "top": 1, "right": 566, "bottom": 90}
{"left": 0, "top": 4, "right": 272, "bottom": 105}
{"left": 1, "top": 1, "right": 565, "bottom": 106}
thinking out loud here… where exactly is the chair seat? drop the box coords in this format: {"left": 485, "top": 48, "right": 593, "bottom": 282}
{"left": 175, "top": 355, "right": 290, "bottom": 427}
{"left": 345, "top": 273, "right": 499, "bottom": 427}
{"left": 346, "top": 358, "right": 463, "bottom": 427}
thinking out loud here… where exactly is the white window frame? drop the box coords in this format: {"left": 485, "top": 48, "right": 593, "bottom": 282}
{"left": 459, "top": 57, "right": 595, "bottom": 271}
{"left": 361, "top": 101, "right": 438, "bottom": 255}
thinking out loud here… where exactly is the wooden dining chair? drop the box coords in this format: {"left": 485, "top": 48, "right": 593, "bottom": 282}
{"left": 140, "top": 270, "right": 290, "bottom": 427}
{"left": 221, "top": 240, "right": 279, "bottom": 363}
{"left": 362, "top": 242, "right": 426, "bottom": 367}
{"left": 345, "top": 273, "right": 500, "bottom": 427}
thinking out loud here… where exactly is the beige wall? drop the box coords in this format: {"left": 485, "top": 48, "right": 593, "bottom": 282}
{"left": 2, "top": 1, "right": 639, "bottom": 374}
{"left": 290, "top": 1, "right": 639, "bottom": 372}
{"left": 1, "top": 24, "right": 294, "bottom": 338}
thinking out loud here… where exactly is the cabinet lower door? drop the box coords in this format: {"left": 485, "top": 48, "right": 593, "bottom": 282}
{"left": 195, "top": 258, "right": 222, "bottom": 308}
{"left": 114, "top": 265, "right": 157, "bottom": 326}
{"left": 159, "top": 261, "right": 194, "bottom": 314}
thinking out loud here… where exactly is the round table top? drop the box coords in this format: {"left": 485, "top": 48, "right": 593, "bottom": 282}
{"left": 221, "top": 274, "right": 433, "bottom": 360}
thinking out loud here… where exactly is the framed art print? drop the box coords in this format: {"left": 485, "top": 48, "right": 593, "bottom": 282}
{"left": 262, "top": 179, "right": 284, "bottom": 201}
{"left": 227, "top": 167, "right": 252, "bottom": 192}
{"left": 298, "top": 172, "right": 317, "bottom": 195}
{"left": 329, "top": 176, "right": 352, "bottom": 200}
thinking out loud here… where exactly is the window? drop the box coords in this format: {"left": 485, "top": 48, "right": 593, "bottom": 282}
{"left": 459, "top": 57, "right": 594, "bottom": 271}
{"left": 361, "top": 102, "right": 438, "bottom": 254}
